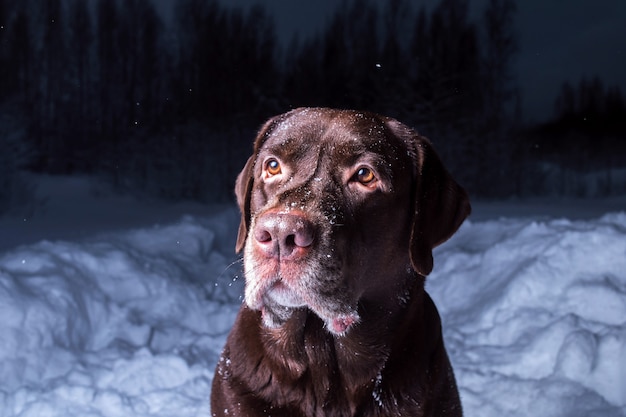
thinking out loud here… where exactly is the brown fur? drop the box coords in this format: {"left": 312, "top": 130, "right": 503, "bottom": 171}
{"left": 211, "top": 108, "right": 470, "bottom": 416}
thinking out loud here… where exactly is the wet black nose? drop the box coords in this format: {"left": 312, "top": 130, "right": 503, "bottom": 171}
{"left": 253, "top": 212, "right": 315, "bottom": 260}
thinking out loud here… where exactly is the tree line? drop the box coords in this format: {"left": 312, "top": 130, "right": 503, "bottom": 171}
{"left": 1, "top": 0, "right": 623, "bottom": 209}
{"left": 525, "top": 77, "right": 626, "bottom": 196}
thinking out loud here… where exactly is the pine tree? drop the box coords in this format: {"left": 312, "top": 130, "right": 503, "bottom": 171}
{"left": 67, "top": 0, "right": 94, "bottom": 171}
{"left": 479, "top": 0, "right": 520, "bottom": 196}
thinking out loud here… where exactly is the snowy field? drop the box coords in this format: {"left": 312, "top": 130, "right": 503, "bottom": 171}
{"left": 0, "top": 176, "right": 625, "bottom": 417}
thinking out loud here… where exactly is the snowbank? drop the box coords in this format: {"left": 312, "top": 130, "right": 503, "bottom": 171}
{"left": 0, "top": 202, "right": 625, "bottom": 416}
{"left": 429, "top": 213, "right": 626, "bottom": 416}
{"left": 0, "top": 214, "right": 242, "bottom": 417}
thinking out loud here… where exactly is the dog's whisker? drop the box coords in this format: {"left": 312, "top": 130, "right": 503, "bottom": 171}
{"left": 214, "top": 257, "right": 244, "bottom": 280}
{"left": 208, "top": 257, "right": 246, "bottom": 302}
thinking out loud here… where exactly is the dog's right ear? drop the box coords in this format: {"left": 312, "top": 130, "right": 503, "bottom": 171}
{"left": 234, "top": 116, "right": 281, "bottom": 253}
{"left": 234, "top": 156, "right": 255, "bottom": 253}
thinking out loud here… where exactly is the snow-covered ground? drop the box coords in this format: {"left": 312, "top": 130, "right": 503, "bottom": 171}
{"left": 0, "top": 175, "right": 625, "bottom": 416}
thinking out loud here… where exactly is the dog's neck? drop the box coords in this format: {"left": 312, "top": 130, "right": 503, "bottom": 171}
{"left": 259, "top": 274, "right": 427, "bottom": 395}
{"left": 220, "top": 274, "right": 435, "bottom": 415}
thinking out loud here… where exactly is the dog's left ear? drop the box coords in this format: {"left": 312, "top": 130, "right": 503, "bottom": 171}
{"left": 410, "top": 139, "right": 471, "bottom": 276}
{"left": 385, "top": 119, "right": 471, "bottom": 276}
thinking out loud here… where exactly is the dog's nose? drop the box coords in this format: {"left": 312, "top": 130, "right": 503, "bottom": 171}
{"left": 254, "top": 212, "right": 315, "bottom": 260}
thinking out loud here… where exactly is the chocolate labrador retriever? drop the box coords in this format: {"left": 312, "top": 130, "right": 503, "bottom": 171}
{"left": 211, "top": 108, "right": 470, "bottom": 416}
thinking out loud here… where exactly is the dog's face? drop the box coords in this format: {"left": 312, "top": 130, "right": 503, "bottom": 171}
{"left": 235, "top": 108, "right": 469, "bottom": 335}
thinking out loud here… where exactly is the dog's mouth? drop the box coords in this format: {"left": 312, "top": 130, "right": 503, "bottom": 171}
{"left": 245, "top": 266, "right": 360, "bottom": 336}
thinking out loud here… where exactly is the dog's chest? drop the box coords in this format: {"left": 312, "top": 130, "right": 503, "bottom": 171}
{"left": 252, "top": 321, "right": 426, "bottom": 416}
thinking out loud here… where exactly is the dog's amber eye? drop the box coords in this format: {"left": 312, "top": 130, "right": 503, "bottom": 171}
{"left": 355, "top": 167, "right": 376, "bottom": 185}
{"left": 265, "top": 159, "right": 282, "bottom": 176}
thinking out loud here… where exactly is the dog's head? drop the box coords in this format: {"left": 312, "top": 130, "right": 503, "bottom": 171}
{"left": 235, "top": 108, "right": 470, "bottom": 335}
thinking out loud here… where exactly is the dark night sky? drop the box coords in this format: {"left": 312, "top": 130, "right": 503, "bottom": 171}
{"left": 211, "top": 0, "right": 626, "bottom": 123}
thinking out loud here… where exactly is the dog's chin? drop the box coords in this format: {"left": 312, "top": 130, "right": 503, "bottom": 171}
{"left": 259, "top": 304, "right": 360, "bottom": 337}
{"left": 265, "top": 282, "right": 307, "bottom": 308}
{"left": 253, "top": 286, "right": 360, "bottom": 336}
{"left": 243, "top": 258, "right": 361, "bottom": 336}
{"left": 259, "top": 303, "right": 295, "bottom": 329}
